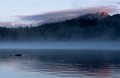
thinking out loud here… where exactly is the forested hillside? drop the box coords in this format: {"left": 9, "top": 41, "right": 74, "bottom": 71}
{"left": 0, "top": 12, "right": 120, "bottom": 41}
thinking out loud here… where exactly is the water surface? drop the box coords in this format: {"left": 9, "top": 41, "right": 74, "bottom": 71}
{"left": 0, "top": 49, "right": 120, "bottom": 78}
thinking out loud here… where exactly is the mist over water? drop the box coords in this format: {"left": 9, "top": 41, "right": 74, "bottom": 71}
{"left": 0, "top": 41, "right": 120, "bottom": 78}
{"left": 1, "top": 41, "right": 120, "bottom": 50}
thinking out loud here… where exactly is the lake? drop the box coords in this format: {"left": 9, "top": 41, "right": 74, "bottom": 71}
{"left": 0, "top": 49, "right": 120, "bottom": 78}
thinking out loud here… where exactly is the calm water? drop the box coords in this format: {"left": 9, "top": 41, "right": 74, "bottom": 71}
{"left": 0, "top": 49, "right": 120, "bottom": 78}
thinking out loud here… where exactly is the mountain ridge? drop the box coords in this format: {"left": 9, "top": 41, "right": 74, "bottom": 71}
{"left": 0, "top": 12, "right": 119, "bottom": 41}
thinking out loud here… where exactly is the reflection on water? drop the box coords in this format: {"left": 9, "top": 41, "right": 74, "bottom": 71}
{"left": 0, "top": 49, "right": 120, "bottom": 78}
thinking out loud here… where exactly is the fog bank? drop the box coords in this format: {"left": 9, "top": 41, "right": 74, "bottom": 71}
{"left": 0, "top": 42, "right": 120, "bottom": 50}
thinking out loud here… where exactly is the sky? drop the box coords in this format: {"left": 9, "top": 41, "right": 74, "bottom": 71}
{"left": 0, "top": 0, "right": 120, "bottom": 27}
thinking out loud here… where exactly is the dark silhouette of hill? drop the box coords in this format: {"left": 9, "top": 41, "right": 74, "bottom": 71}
{"left": 0, "top": 12, "right": 120, "bottom": 41}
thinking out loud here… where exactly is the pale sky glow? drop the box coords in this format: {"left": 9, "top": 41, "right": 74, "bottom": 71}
{"left": 0, "top": 0, "right": 119, "bottom": 26}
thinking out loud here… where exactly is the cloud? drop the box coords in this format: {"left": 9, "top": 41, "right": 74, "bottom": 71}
{"left": 18, "top": 6, "right": 117, "bottom": 24}
{"left": 0, "top": 22, "right": 28, "bottom": 27}
{"left": 0, "top": 22, "right": 14, "bottom": 27}
{"left": 117, "top": 2, "right": 120, "bottom": 4}
{"left": 105, "top": 2, "right": 120, "bottom": 5}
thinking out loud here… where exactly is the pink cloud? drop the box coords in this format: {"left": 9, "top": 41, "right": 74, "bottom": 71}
{"left": 18, "top": 6, "right": 117, "bottom": 24}
{"left": 0, "top": 22, "right": 28, "bottom": 27}
{"left": 0, "top": 22, "right": 14, "bottom": 27}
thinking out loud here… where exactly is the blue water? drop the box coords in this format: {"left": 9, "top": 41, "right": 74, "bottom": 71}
{"left": 0, "top": 49, "right": 120, "bottom": 78}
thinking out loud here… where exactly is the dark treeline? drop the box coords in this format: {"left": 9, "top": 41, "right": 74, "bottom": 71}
{"left": 0, "top": 12, "right": 120, "bottom": 41}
